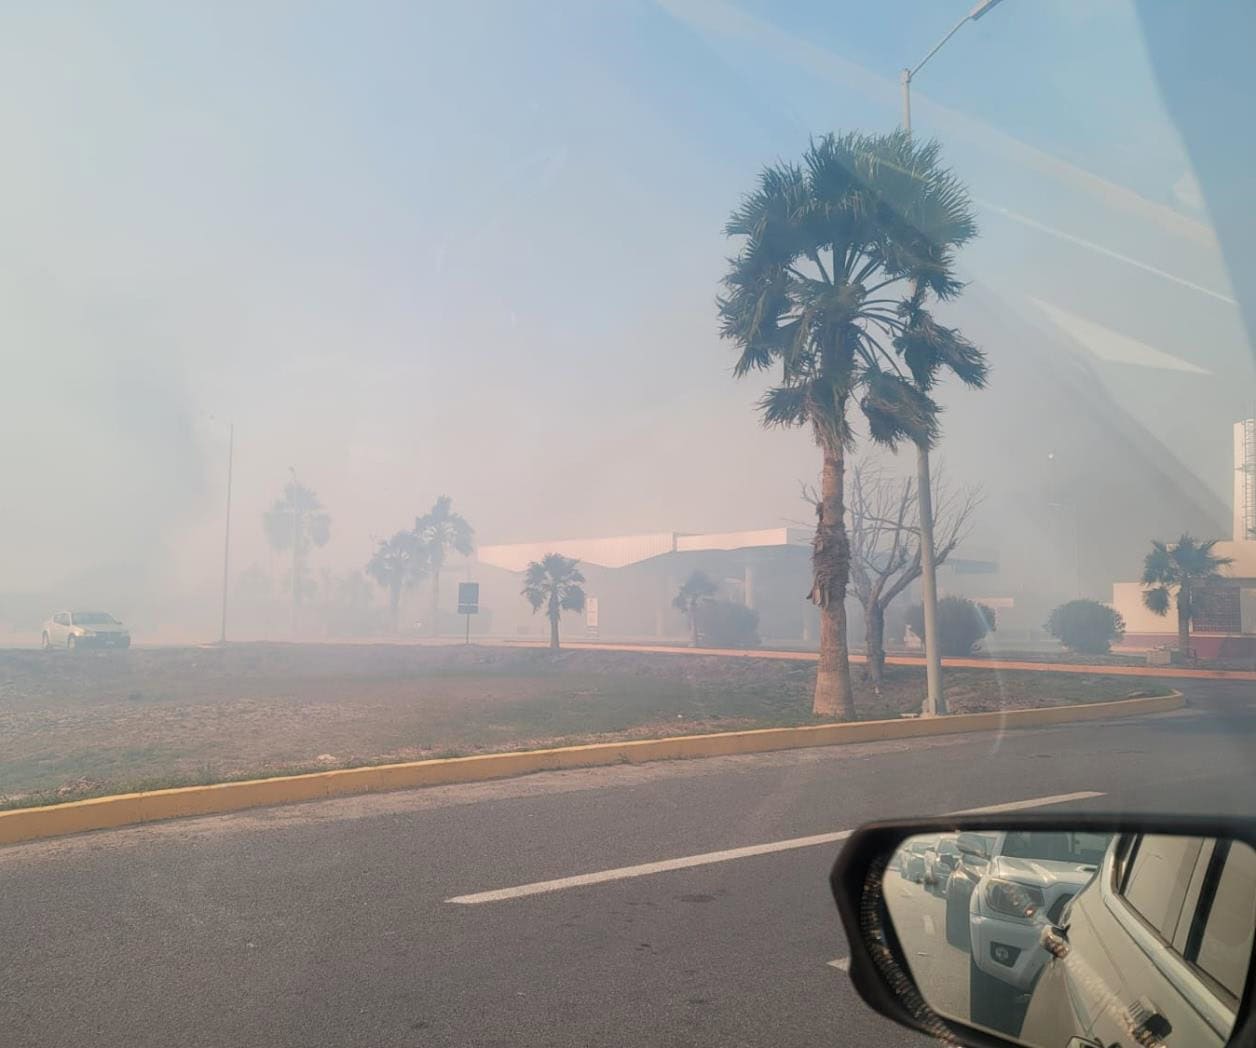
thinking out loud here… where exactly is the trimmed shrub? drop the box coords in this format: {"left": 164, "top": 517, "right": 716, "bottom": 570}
{"left": 697, "top": 599, "right": 761, "bottom": 649}
{"left": 1046, "top": 599, "right": 1125, "bottom": 654}
{"left": 905, "top": 596, "right": 996, "bottom": 657}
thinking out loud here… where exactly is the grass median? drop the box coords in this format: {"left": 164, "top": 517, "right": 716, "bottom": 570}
{"left": 0, "top": 642, "right": 1173, "bottom": 810}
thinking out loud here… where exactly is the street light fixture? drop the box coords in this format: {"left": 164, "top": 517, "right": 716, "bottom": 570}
{"left": 899, "top": 0, "right": 1009, "bottom": 716}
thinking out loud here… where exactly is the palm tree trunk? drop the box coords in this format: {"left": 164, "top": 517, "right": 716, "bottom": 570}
{"left": 866, "top": 602, "right": 886, "bottom": 688}
{"left": 549, "top": 605, "right": 561, "bottom": 650}
{"left": 690, "top": 608, "right": 699, "bottom": 648}
{"left": 430, "top": 567, "right": 440, "bottom": 639}
{"left": 1177, "top": 585, "right": 1191, "bottom": 658}
{"left": 812, "top": 444, "right": 855, "bottom": 720}
{"left": 389, "top": 583, "right": 401, "bottom": 634}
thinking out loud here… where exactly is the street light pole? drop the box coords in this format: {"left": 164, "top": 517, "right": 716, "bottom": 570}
{"left": 219, "top": 422, "right": 234, "bottom": 645}
{"left": 899, "top": 0, "right": 1008, "bottom": 717}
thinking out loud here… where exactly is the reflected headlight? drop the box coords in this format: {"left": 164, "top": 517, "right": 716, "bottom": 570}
{"left": 983, "top": 878, "right": 1044, "bottom": 920}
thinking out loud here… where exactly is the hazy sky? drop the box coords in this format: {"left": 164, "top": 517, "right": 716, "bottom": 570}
{"left": 2, "top": 0, "right": 1250, "bottom": 605}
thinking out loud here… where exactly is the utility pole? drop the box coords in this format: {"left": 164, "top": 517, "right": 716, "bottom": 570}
{"left": 899, "top": 0, "right": 1008, "bottom": 716}
{"left": 219, "top": 422, "right": 233, "bottom": 645}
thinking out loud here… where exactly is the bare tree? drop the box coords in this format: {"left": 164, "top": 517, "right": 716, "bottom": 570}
{"left": 843, "top": 460, "right": 981, "bottom": 688}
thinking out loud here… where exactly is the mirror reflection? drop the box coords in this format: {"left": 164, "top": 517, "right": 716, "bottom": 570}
{"left": 884, "top": 829, "right": 1256, "bottom": 1046}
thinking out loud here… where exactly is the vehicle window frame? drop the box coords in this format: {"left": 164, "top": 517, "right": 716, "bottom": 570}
{"left": 1103, "top": 835, "right": 1238, "bottom": 1035}
{"left": 1117, "top": 834, "right": 1203, "bottom": 942}
{"left": 1189, "top": 841, "right": 1255, "bottom": 1007}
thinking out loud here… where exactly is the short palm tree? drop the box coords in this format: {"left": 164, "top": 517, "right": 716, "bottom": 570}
{"left": 415, "top": 495, "right": 474, "bottom": 637}
{"left": 263, "top": 480, "right": 331, "bottom": 633}
{"left": 720, "top": 130, "right": 984, "bottom": 718}
{"left": 522, "top": 553, "right": 586, "bottom": 651}
{"left": 366, "top": 530, "right": 429, "bottom": 633}
{"left": 1141, "top": 534, "right": 1233, "bottom": 656}
{"left": 672, "top": 570, "right": 718, "bottom": 647}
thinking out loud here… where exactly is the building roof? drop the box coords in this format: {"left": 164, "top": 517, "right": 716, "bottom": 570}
{"left": 477, "top": 527, "right": 812, "bottom": 573}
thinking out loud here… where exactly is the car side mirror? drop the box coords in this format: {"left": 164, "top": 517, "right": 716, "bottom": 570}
{"left": 830, "top": 815, "right": 1256, "bottom": 1048}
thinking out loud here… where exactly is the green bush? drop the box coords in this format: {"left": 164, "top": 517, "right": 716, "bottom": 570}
{"left": 904, "top": 596, "right": 996, "bottom": 656}
{"left": 1046, "top": 599, "right": 1125, "bottom": 654}
{"left": 697, "top": 599, "right": 761, "bottom": 649}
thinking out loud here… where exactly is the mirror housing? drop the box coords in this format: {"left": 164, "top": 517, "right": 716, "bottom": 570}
{"left": 829, "top": 813, "right": 1256, "bottom": 1048}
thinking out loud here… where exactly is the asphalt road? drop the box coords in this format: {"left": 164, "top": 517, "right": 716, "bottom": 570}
{"left": 2, "top": 681, "right": 1253, "bottom": 1048}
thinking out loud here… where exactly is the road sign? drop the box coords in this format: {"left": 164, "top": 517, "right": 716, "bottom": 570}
{"left": 457, "top": 582, "right": 479, "bottom": 616}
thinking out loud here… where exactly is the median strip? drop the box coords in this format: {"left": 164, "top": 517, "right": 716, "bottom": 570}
{"left": 0, "top": 692, "right": 1174, "bottom": 849}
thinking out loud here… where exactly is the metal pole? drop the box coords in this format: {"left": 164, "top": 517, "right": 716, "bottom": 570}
{"left": 902, "top": 65, "right": 944, "bottom": 716}
{"left": 219, "top": 423, "right": 233, "bottom": 645}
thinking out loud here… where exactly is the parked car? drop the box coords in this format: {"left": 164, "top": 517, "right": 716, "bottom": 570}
{"left": 965, "top": 830, "right": 1110, "bottom": 1030}
{"left": 945, "top": 831, "right": 1001, "bottom": 947}
{"left": 924, "top": 835, "right": 961, "bottom": 894}
{"left": 42, "top": 610, "right": 131, "bottom": 651}
{"left": 1021, "top": 833, "right": 1256, "bottom": 1048}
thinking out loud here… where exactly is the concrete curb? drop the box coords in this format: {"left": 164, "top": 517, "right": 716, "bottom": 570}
{"left": 0, "top": 691, "right": 1183, "bottom": 848}
{"left": 497, "top": 640, "right": 1256, "bottom": 681}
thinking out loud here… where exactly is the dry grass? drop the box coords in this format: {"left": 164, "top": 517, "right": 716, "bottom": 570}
{"left": 0, "top": 643, "right": 1169, "bottom": 808}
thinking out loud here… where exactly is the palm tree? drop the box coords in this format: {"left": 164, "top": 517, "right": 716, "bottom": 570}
{"left": 672, "top": 570, "right": 718, "bottom": 647}
{"left": 1141, "top": 534, "right": 1233, "bottom": 657}
{"left": 414, "top": 495, "right": 474, "bottom": 637}
{"left": 263, "top": 480, "right": 331, "bottom": 634}
{"left": 720, "top": 131, "right": 983, "bottom": 718}
{"left": 366, "top": 530, "right": 429, "bottom": 633}
{"left": 522, "top": 553, "right": 586, "bottom": 651}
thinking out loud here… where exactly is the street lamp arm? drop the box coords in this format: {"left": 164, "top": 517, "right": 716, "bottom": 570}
{"left": 907, "top": 14, "right": 971, "bottom": 81}
{"left": 907, "top": 0, "right": 1005, "bottom": 80}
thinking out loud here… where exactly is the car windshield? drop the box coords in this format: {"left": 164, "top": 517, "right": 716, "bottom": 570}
{"left": 1000, "top": 831, "right": 1111, "bottom": 866}
{"left": 1, "top": 5, "right": 1252, "bottom": 1047}
{"left": 70, "top": 613, "right": 115, "bottom": 625}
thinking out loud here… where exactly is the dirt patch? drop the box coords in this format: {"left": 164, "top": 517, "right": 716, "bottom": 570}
{"left": 0, "top": 642, "right": 1168, "bottom": 806}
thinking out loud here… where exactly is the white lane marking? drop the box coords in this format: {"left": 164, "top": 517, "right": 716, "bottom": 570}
{"left": 827, "top": 957, "right": 851, "bottom": 972}
{"left": 953, "top": 791, "right": 1103, "bottom": 814}
{"left": 923, "top": 915, "right": 936, "bottom": 937}
{"left": 447, "top": 829, "right": 855, "bottom": 904}
{"left": 445, "top": 790, "right": 1105, "bottom": 904}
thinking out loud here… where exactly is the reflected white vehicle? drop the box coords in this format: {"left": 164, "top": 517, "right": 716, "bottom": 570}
{"left": 899, "top": 836, "right": 937, "bottom": 884}
{"left": 924, "top": 835, "right": 961, "bottom": 894}
{"left": 966, "top": 832, "right": 1109, "bottom": 1027}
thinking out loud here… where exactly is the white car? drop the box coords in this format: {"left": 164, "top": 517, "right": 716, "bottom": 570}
{"left": 966, "top": 830, "right": 1110, "bottom": 1029}
{"left": 42, "top": 610, "right": 131, "bottom": 651}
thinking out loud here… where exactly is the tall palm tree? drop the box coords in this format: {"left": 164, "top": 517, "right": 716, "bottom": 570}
{"left": 366, "top": 530, "right": 429, "bottom": 633}
{"left": 1141, "top": 534, "right": 1233, "bottom": 657}
{"left": 720, "top": 130, "right": 982, "bottom": 719}
{"left": 263, "top": 480, "right": 331, "bottom": 634}
{"left": 672, "top": 570, "right": 718, "bottom": 647}
{"left": 414, "top": 495, "right": 474, "bottom": 637}
{"left": 522, "top": 553, "right": 586, "bottom": 651}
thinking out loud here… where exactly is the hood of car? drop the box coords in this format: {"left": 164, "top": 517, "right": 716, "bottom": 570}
{"left": 988, "top": 855, "right": 1098, "bottom": 888}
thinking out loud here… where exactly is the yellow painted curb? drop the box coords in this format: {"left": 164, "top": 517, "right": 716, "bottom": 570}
{"left": 0, "top": 691, "right": 1183, "bottom": 848}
